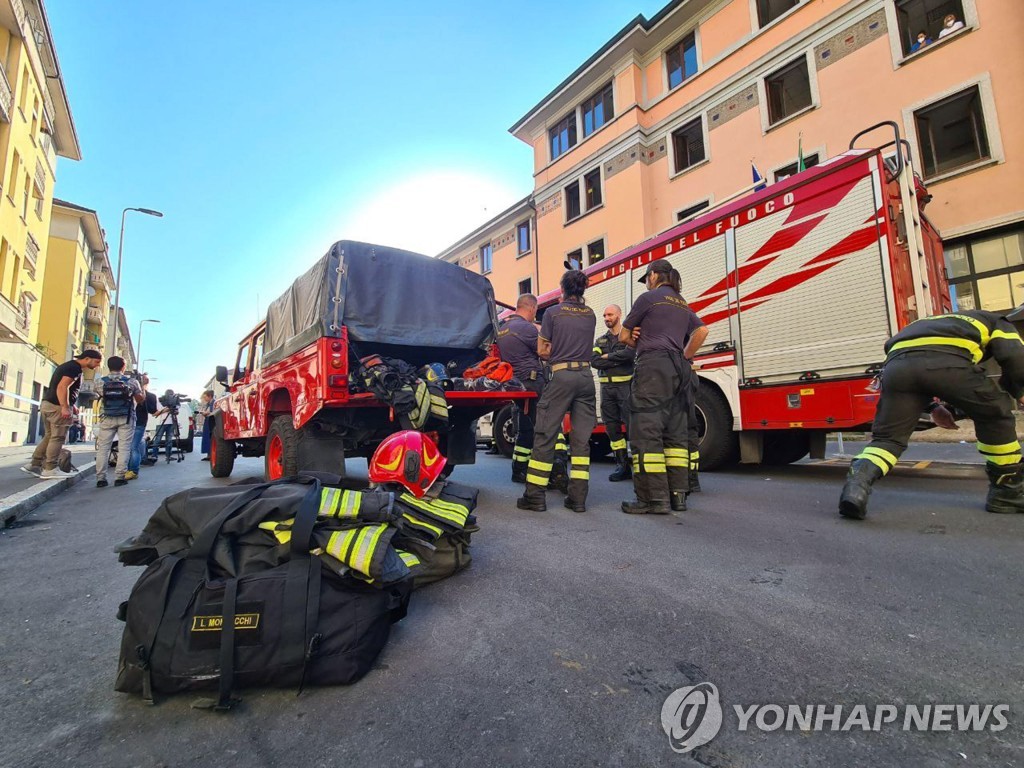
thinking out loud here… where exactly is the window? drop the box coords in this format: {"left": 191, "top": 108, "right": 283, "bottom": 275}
{"left": 766, "top": 57, "right": 812, "bottom": 125}
{"left": 235, "top": 342, "right": 250, "bottom": 380}
{"left": 566, "top": 249, "right": 583, "bottom": 270}
{"left": 7, "top": 150, "right": 18, "bottom": 198}
{"left": 671, "top": 118, "right": 706, "bottom": 173}
{"left": 252, "top": 332, "right": 265, "bottom": 371}
{"left": 73, "top": 310, "right": 78, "bottom": 334}
{"left": 756, "top": 0, "right": 802, "bottom": 27}
{"left": 666, "top": 32, "right": 698, "bottom": 89}
{"left": 914, "top": 86, "right": 989, "bottom": 178}
{"left": 586, "top": 239, "right": 605, "bottom": 266}
{"left": 517, "top": 221, "right": 531, "bottom": 256}
{"left": 15, "top": 370, "right": 22, "bottom": 398}
{"left": 895, "top": 0, "right": 967, "bottom": 56}
{"left": 773, "top": 153, "right": 820, "bottom": 182}
{"left": 0, "top": 362, "right": 7, "bottom": 404}
{"left": 518, "top": 277, "right": 532, "bottom": 296}
{"left": 549, "top": 111, "right": 577, "bottom": 161}
{"left": 945, "top": 228, "right": 1024, "bottom": 313}
{"left": 581, "top": 82, "right": 613, "bottom": 138}
{"left": 32, "top": 184, "right": 42, "bottom": 219}
{"left": 564, "top": 181, "right": 581, "bottom": 222}
{"left": 677, "top": 200, "right": 711, "bottom": 222}
{"left": 21, "top": 172, "right": 29, "bottom": 219}
{"left": 583, "top": 168, "right": 602, "bottom": 211}
{"left": 479, "top": 242, "right": 493, "bottom": 274}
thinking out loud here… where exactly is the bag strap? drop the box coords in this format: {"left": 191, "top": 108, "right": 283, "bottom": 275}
{"left": 282, "top": 478, "right": 323, "bottom": 679}
{"left": 215, "top": 577, "right": 240, "bottom": 711}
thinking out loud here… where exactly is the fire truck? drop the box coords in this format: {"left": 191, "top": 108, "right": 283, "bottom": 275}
{"left": 495, "top": 122, "right": 949, "bottom": 469}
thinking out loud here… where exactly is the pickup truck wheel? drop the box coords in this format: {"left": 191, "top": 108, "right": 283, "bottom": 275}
{"left": 210, "top": 430, "right": 235, "bottom": 478}
{"left": 266, "top": 415, "right": 299, "bottom": 480}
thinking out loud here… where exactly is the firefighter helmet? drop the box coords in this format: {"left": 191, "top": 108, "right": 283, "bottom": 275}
{"left": 368, "top": 430, "right": 446, "bottom": 498}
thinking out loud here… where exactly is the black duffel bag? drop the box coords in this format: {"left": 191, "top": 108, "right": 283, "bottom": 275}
{"left": 115, "top": 476, "right": 410, "bottom": 708}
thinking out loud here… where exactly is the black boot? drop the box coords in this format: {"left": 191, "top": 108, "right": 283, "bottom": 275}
{"left": 985, "top": 463, "right": 1024, "bottom": 514}
{"left": 511, "top": 463, "right": 527, "bottom": 484}
{"left": 563, "top": 497, "right": 586, "bottom": 513}
{"left": 517, "top": 483, "right": 547, "bottom": 512}
{"left": 549, "top": 460, "right": 569, "bottom": 494}
{"left": 688, "top": 470, "right": 701, "bottom": 494}
{"left": 622, "top": 475, "right": 669, "bottom": 515}
{"left": 609, "top": 450, "right": 632, "bottom": 482}
{"left": 670, "top": 491, "right": 687, "bottom": 512}
{"left": 838, "top": 459, "right": 884, "bottom": 519}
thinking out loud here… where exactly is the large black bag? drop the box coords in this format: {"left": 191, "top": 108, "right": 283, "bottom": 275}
{"left": 115, "top": 477, "right": 410, "bottom": 707}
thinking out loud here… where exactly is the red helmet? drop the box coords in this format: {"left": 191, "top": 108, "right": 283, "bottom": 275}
{"left": 369, "top": 430, "right": 446, "bottom": 498}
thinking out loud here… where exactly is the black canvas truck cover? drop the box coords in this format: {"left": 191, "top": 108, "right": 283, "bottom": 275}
{"left": 263, "top": 240, "right": 500, "bottom": 368}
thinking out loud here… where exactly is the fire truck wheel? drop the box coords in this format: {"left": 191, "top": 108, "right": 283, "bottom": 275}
{"left": 761, "top": 430, "right": 810, "bottom": 465}
{"left": 265, "top": 415, "right": 299, "bottom": 480}
{"left": 694, "top": 384, "right": 739, "bottom": 471}
{"left": 210, "top": 429, "right": 235, "bottom": 478}
{"left": 492, "top": 405, "right": 516, "bottom": 459}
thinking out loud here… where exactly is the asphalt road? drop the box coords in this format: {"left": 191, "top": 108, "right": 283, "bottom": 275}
{"left": 1, "top": 448, "right": 1021, "bottom": 768}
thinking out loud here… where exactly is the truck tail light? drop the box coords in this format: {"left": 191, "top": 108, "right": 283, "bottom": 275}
{"left": 330, "top": 355, "right": 344, "bottom": 368}
{"left": 328, "top": 375, "right": 347, "bottom": 388}
{"left": 331, "top": 341, "right": 343, "bottom": 351}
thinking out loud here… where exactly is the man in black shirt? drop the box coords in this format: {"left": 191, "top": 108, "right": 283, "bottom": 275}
{"left": 496, "top": 294, "right": 543, "bottom": 482}
{"left": 24, "top": 350, "right": 103, "bottom": 478}
{"left": 517, "top": 270, "right": 597, "bottom": 513}
{"left": 620, "top": 259, "right": 707, "bottom": 514}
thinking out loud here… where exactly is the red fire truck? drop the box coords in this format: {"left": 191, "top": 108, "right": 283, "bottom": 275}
{"left": 210, "top": 240, "right": 532, "bottom": 480}
{"left": 495, "top": 123, "right": 949, "bottom": 469}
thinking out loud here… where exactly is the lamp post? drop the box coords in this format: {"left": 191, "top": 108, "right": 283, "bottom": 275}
{"left": 141, "top": 358, "right": 157, "bottom": 375}
{"left": 136, "top": 319, "right": 160, "bottom": 372}
{"left": 108, "top": 207, "right": 163, "bottom": 359}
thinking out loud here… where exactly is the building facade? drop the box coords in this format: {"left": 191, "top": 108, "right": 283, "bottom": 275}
{"left": 440, "top": 0, "right": 1023, "bottom": 317}
{"left": 0, "top": 0, "right": 79, "bottom": 445}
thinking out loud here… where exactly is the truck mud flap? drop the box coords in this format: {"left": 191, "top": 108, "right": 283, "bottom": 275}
{"left": 297, "top": 429, "right": 347, "bottom": 476}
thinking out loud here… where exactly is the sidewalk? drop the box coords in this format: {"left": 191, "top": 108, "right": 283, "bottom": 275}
{"left": 0, "top": 442, "right": 97, "bottom": 526}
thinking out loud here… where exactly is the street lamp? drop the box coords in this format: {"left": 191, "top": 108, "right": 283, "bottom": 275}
{"left": 141, "top": 358, "right": 157, "bottom": 375}
{"left": 108, "top": 207, "right": 163, "bottom": 358}
{"left": 136, "top": 319, "right": 160, "bottom": 371}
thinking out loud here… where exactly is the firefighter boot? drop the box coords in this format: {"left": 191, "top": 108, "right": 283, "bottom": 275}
{"left": 838, "top": 459, "right": 884, "bottom": 519}
{"left": 621, "top": 474, "right": 669, "bottom": 515}
{"left": 608, "top": 449, "right": 632, "bottom": 482}
{"left": 549, "top": 458, "right": 569, "bottom": 494}
{"left": 688, "top": 470, "right": 702, "bottom": 494}
{"left": 516, "top": 482, "right": 548, "bottom": 512}
{"left": 985, "top": 463, "right": 1024, "bottom": 514}
{"left": 670, "top": 491, "right": 687, "bottom": 512}
{"left": 511, "top": 462, "right": 528, "bottom": 484}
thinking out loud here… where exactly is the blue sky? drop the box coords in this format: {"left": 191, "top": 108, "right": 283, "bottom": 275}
{"left": 47, "top": 0, "right": 665, "bottom": 394}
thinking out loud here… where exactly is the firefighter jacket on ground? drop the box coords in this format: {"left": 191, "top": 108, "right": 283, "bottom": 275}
{"left": 884, "top": 311, "right": 1024, "bottom": 398}
{"left": 356, "top": 354, "right": 448, "bottom": 429}
{"left": 591, "top": 330, "right": 635, "bottom": 385}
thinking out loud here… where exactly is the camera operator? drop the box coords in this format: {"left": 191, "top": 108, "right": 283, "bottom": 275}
{"left": 151, "top": 389, "right": 181, "bottom": 462}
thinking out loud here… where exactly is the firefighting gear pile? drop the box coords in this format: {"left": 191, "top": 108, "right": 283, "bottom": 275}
{"left": 114, "top": 473, "right": 479, "bottom": 706}
{"left": 355, "top": 354, "right": 448, "bottom": 430}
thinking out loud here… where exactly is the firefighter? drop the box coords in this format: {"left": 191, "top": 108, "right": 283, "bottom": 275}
{"left": 620, "top": 259, "right": 708, "bottom": 515}
{"left": 592, "top": 304, "right": 634, "bottom": 482}
{"left": 496, "top": 294, "right": 544, "bottom": 483}
{"left": 839, "top": 306, "right": 1024, "bottom": 519}
{"left": 517, "top": 270, "right": 597, "bottom": 513}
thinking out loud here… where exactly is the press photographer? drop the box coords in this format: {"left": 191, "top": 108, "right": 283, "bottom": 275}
{"left": 151, "top": 388, "right": 189, "bottom": 463}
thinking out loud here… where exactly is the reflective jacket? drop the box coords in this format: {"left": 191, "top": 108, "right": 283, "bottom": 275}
{"left": 592, "top": 330, "right": 635, "bottom": 385}
{"left": 885, "top": 310, "right": 1024, "bottom": 397}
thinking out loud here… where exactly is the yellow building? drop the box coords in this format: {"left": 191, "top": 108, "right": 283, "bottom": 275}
{"left": 0, "top": 0, "right": 79, "bottom": 446}
{"left": 38, "top": 199, "right": 101, "bottom": 364}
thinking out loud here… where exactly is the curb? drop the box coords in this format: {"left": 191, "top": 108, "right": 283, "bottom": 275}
{"left": 0, "top": 461, "right": 97, "bottom": 527}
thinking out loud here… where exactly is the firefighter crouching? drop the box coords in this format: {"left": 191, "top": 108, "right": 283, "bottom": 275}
{"left": 517, "top": 270, "right": 597, "bottom": 513}
{"left": 592, "top": 304, "right": 634, "bottom": 482}
{"left": 620, "top": 259, "right": 708, "bottom": 515}
{"left": 839, "top": 306, "right": 1024, "bottom": 519}
{"left": 496, "top": 294, "right": 544, "bottom": 483}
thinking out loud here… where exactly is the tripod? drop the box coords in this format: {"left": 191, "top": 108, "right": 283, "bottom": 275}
{"left": 151, "top": 410, "right": 185, "bottom": 464}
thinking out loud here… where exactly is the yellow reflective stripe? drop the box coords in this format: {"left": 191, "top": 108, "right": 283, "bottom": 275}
{"left": 977, "top": 440, "right": 1021, "bottom": 455}
{"left": 645, "top": 465, "right": 667, "bottom": 473}
{"left": 514, "top": 446, "right": 532, "bottom": 456}
{"left": 936, "top": 313, "right": 990, "bottom": 346}
{"left": 555, "top": 441, "right": 568, "bottom": 451}
{"left": 889, "top": 336, "right": 983, "bottom": 363}
{"left": 402, "top": 512, "right": 443, "bottom": 538}
{"left": 859, "top": 453, "right": 891, "bottom": 475}
{"left": 984, "top": 453, "right": 1022, "bottom": 466}
{"left": 641, "top": 453, "right": 666, "bottom": 463}
{"left": 326, "top": 529, "right": 358, "bottom": 565}
{"left": 593, "top": 346, "right": 603, "bottom": 354}
{"left": 526, "top": 474, "right": 549, "bottom": 487}
{"left": 397, "top": 550, "right": 421, "bottom": 568}
{"left": 991, "top": 329, "right": 1024, "bottom": 344}
{"left": 346, "top": 524, "right": 387, "bottom": 577}
{"left": 664, "top": 447, "right": 688, "bottom": 458}
{"left": 608, "top": 375, "right": 632, "bottom": 383}
{"left": 528, "top": 459, "right": 553, "bottom": 471}
{"left": 319, "top": 488, "right": 340, "bottom": 516}
{"left": 569, "top": 470, "right": 589, "bottom": 479}
{"left": 691, "top": 451, "right": 700, "bottom": 460}
{"left": 862, "top": 446, "right": 898, "bottom": 467}
{"left": 610, "top": 439, "right": 627, "bottom": 451}
{"left": 570, "top": 455, "right": 590, "bottom": 466}
{"left": 400, "top": 494, "right": 469, "bottom": 527}
{"left": 666, "top": 457, "right": 689, "bottom": 467}
{"left": 340, "top": 490, "right": 360, "bottom": 518}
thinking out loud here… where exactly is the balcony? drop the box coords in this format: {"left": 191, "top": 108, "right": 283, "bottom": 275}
{"left": 86, "top": 306, "right": 105, "bottom": 325}
{"left": 89, "top": 268, "right": 114, "bottom": 292}
{"left": 0, "top": 61, "right": 11, "bottom": 123}
{"left": 24, "top": 232, "right": 38, "bottom": 280}
{"left": 0, "top": 292, "right": 29, "bottom": 342}
{"left": 83, "top": 341, "right": 101, "bottom": 353}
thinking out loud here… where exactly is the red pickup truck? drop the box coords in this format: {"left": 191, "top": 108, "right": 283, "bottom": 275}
{"left": 210, "top": 240, "right": 531, "bottom": 479}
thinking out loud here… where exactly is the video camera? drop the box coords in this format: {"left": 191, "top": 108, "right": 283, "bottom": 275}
{"left": 159, "top": 389, "right": 190, "bottom": 413}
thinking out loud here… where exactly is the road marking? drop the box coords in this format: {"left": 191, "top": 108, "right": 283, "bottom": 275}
{"left": 913, "top": 461, "right": 932, "bottom": 469}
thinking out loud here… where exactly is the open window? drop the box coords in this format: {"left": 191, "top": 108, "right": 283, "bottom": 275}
{"left": 914, "top": 85, "right": 990, "bottom": 178}
{"left": 895, "top": 0, "right": 967, "bottom": 56}
{"left": 235, "top": 341, "right": 251, "bottom": 382}
{"left": 765, "top": 57, "right": 812, "bottom": 126}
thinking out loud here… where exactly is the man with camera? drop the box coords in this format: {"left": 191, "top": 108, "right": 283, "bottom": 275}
{"left": 151, "top": 389, "right": 183, "bottom": 463}
{"left": 94, "top": 356, "right": 144, "bottom": 488}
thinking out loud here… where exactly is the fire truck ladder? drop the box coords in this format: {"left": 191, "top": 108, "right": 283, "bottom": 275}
{"left": 850, "top": 121, "right": 933, "bottom": 318}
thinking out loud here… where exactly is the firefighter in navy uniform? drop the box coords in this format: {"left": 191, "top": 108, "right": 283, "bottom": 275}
{"left": 517, "top": 270, "right": 597, "bottom": 513}
{"left": 839, "top": 306, "right": 1024, "bottom": 519}
{"left": 496, "top": 294, "right": 543, "bottom": 483}
{"left": 620, "top": 259, "right": 708, "bottom": 514}
{"left": 592, "top": 304, "right": 634, "bottom": 482}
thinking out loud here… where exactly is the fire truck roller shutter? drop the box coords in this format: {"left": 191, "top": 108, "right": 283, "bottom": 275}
{"left": 663, "top": 233, "right": 731, "bottom": 354}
